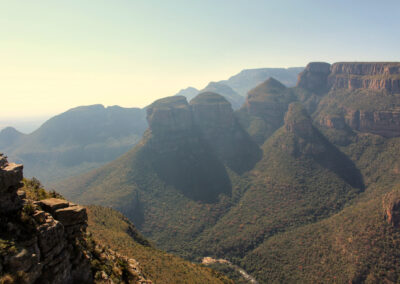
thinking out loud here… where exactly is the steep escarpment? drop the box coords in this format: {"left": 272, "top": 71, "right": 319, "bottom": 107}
{"left": 297, "top": 62, "right": 331, "bottom": 93}
{"left": 145, "top": 96, "right": 232, "bottom": 202}
{"left": 329, "top": 62, "right": 400, "bottom": 93}
{"left": 0, "top": 154, "right": 148, "bottom": 283}
{"left": 297, "top": 62, "right": 400, "bottom": 138}
{"left": 190, "top": 92, "right": 261, "bottom": 173}
{"left": 297, "top": 62, "right": 400, "bottom": 93}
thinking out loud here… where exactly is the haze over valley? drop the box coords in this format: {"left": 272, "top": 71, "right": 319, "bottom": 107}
{"left": 1, "top": 1, "right": 400, "bottom": 283}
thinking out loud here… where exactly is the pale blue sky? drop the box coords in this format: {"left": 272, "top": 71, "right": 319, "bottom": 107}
{"left": 1, "top": 0, "right": 399, "bottom": 119}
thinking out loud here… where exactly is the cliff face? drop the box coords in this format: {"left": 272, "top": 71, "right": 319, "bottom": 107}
{"left": 239, "top": 77, "right": 295, "bottom": 144}
{"left": 0, "top": 154, "right": 149, "bottom": 283}
{"left": 190, "top": 92, "right": 261, "bottom": 173}
{"left": 145, "top": 95, "right": 232, "bottom": 202}
{"left": 297, "top": 62, "right": 400, "bottom": 93}
{"left": 328, "top": 62, "right": 400, "bottom": 93}
{"left": 0, "top": 154, "right": 92, "bottom": 283}
{"left": 297, "top": 62, "right": 331, "bottom": 93}
{"left": 299, "top": 62, "right": 400, "bottom": 137}
{"left": 146, "top": 96, "right": 193, "bottom": 135}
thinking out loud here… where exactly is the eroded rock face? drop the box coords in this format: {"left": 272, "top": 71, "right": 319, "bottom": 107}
{"left": 191, "top": 92, "right": 261, "bottom": 173}
{"left": 329, "top": 62, "right": 400, "bottom": 93}
{"left": 245, "top": 78, "right": 291, "bottom": 122}
{"left": 144, "top": 95, "right": 232, "bottom": 203}
{"left": 146, "top": 96, "right": 193, "bottom": 135}
{"left": 37, "top": 198, "right": 88, "bottom": 239}
{"left": 0, "top": 155, "right": 91, "bottom": 284}
{"left": 284, "top": 103, "right": 314, "bottom": 138}
{"left": 344, "top": 109, "right": 400, "bottom": 138}
{"left": 297, "top": 62, "right": 331, "bottom": 92}
{"left": 0, "top": 153, "right": 23, "bottom": 213}
{"left": 297, "top": 62, "right": 400, "bottom": 93}
{"left": 383, "top": 190, "right": 400, "bottom": 228}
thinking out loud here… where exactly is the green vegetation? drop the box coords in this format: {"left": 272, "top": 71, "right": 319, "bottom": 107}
{"left": 87, "top": 205, "right": 233, "bottom": 284}
{"left": 55, "top": 76, "right": 400, "bottom": 283}
{"left": 0, "top": 105, "right": 147, "bottom": 183}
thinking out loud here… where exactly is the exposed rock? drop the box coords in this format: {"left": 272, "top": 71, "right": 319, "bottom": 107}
{"left": 190, "top": 92, "right": 261, "bottom": 173}
{"left": 146, "top": 96, "right": 193, "bottom": 135}
{"left": 239, "top": 77, "right": 295, "bottom": 144}
{"left": 344, "top": 108, "right": 400, "bottom": 138}
{"left": 0, "top": 155, "right": 151, "bottom": 283}
{"left": 297, "top": 62, "right": 331, "bottom": 93}
{"left": 329, "top": 62, "right": 400, "bottom": 93}
{"left": 383, "top": 189, "right": 400, "bottom": 228}
{"left": 284, "top": 103, "right": 314, "bottom": 138}
{"left": 145, "top": 95, "right": 232, "bottom": 202}
{"left": 0, "top": 153, "right": 23, "bottom": 213}
{"left": 283, "top": 103, "right": 326, "bottom": 156}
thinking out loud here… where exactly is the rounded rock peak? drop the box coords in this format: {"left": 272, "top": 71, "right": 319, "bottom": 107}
{"left": 247, "top": 77, "right": 286, "bottom": 101}
{"left": 190, "top": 92, "right": 230, "bottom": 105}
{"left": 148, "top": 96, "right": 189, "bottom": 110}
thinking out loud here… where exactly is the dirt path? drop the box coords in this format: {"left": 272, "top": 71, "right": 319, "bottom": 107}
{"left": 202, "top": 257, "right": 259, "bottom": 284}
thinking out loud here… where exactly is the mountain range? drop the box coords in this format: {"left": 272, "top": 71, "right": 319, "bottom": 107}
{"left": 54, "top": 62, "right": 400, "bottom": 282}
{"left": 0, "top": 105, "right": 147, "bottom": 183}
{"left": 0, "top": 66, "right": 304, "bottom": 185}
{"left": 174, "top": 67, "right": 303, "bottom": 110}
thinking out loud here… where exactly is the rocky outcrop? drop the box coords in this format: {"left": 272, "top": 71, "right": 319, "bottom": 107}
{"left": 297, "top": 62, "right": 400, "bottom": 93}
{"left": 283, "top": 103, "right": 325, "bottom": 156}
{"left": 0, "top": 155, "right": 92, "bottom": 283}
{"left": 0, "top": 154, "right": 23, "bottom": 213}
{"left": 0, "top": 155, "right": 150, "bottom": 283}
{"left": 329, "top": 62, "right": 400, "bottom": 93}
{"left": 245, "top": 78, "right": 291, "bottom": 120}
{"left": 383, "top": 189, "right": 400, "bottom": 228}
{"left": 190, "top": 92, "right": 261, "bottom": 173}
{"left": 37, "top": 198, "right": 88, "bottom": 239}
{"left": 284, "top": 103, "right": 314, "bottom": 138}
{"left": 145, "top": 96, "right": 232, "bottom": 202}
{"left": 146, "top": 96, "right": 193, "bottom": 135}
{"left": 343, "top": 108, "right": 400, "bottom": 137}
{"left": 239, "top": 77, "right": 295, "bottom": 144}
{"left": 297, "top": 62, "right": 331, "bottom": 93}
{"left": 300, "top": 62, "right": 400, "bottom": 137}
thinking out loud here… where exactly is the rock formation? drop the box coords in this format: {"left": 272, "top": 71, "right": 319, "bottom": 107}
{"left": 383, "top": 189, "right": 400, "bottom": 228}
{"left": 299, "top": 62, "right": 400, "bottom": 138}
{"left": 0, "top": 154, "right": 23, "bottom": 214}
{"left": 145, "top": 96, "right": 232, "bottom": 202}
{"left": 297, "top": 62, "right": 400, "bottom": 93}
{"left": 297, "top": 62, "right": 331, "bottom": 93}
{"left": 0, "top": 154, "right": 150, "bottom": 283}
{"left": 190, "top": 92, "right": 261, "bottom": 173}
{"left": 239, "top": 77, "right": 295, "bottom": 144}
{"left": 329, "top": 62, "right": 400, "bottom": 93}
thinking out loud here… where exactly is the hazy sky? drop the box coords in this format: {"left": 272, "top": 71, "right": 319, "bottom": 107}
{"left": 1, "top": 0, "right": 399, "bottom": 120}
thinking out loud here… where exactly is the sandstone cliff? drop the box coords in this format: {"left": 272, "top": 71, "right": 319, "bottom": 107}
{"left": 299, "top": 62, "right": 400, "bottom": 138}
{"left": 238, "top": 77, "right": 295, "bottom": 144}
{"left": 145, "top": 96, "right": 232, "bottom": 202}
{"left": 0, "top": 154, "right": 149, "bottom": 283}
{"left": 190, "top": 92, "right": 261, "bottom": 173}
{"left": 297, "top": 62, "right": 400, "bottom": 93}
